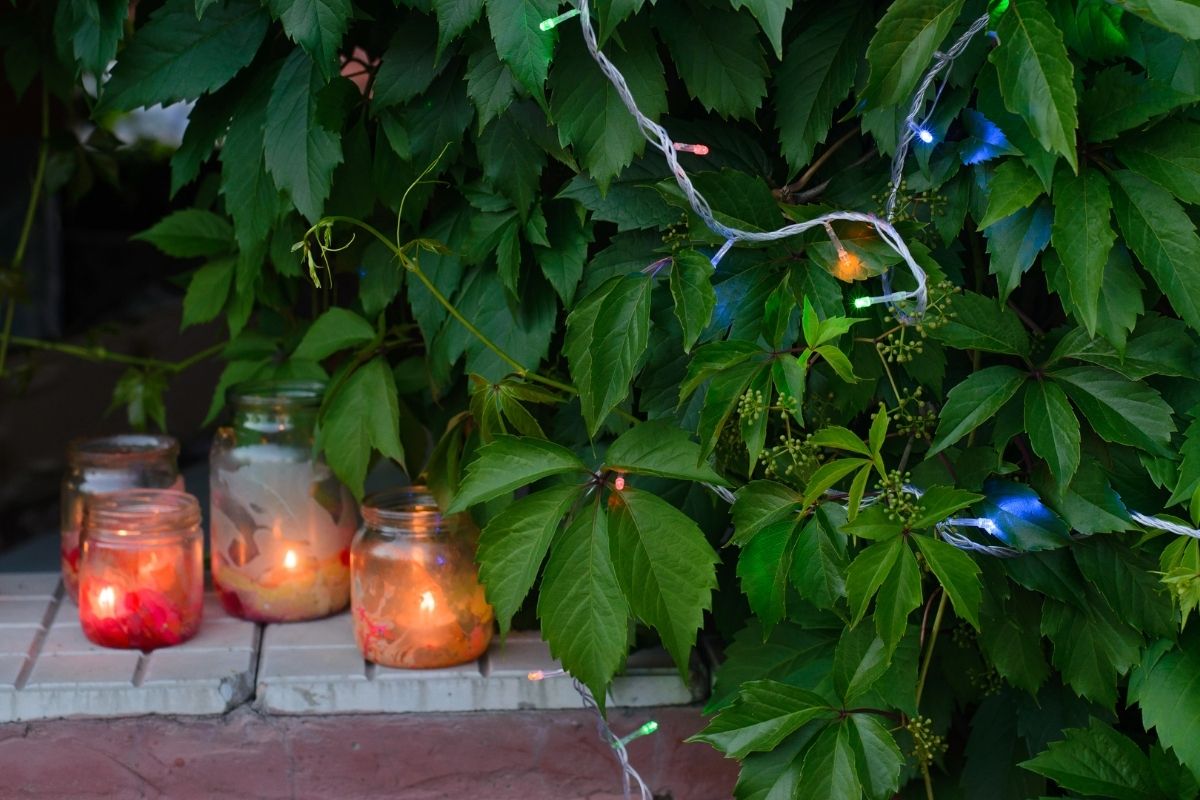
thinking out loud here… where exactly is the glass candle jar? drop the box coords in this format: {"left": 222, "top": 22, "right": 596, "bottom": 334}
{"left": 61, "top": 435, "right": 182, "bottom": 601}
{"left": 78, "top": 489, "right": 203, "bottom": 650}
{"left": 210, "top": 380, "right": 357, "bottom": 622}
{"left": 351, "top": 487, "right": 494, "bottom": 669}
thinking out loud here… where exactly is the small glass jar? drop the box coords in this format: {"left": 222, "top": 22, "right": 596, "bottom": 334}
{"left": 78, "top": 489, "right": 204, "bottom": 650}
{"left": 61, "top": 435, "right": 182, "bottom": 601}
{"left": 351, "top": 487, "right": 494, "bottom": 669}
{"left": 210, "top": 379, "right": 357, "bottom": 622}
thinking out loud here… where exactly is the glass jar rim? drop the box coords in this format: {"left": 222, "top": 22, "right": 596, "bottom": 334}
{"left": 68, "top": 434, "right": 180, "bottom": 467}
{"left": 229, "top": 379, "right": 326, "bottom": 408}
{"left": 362, "top": 486, "right": 453, "bottom": 532}
{"left": 84, "top": 489, "right": 201, "bottom": 542}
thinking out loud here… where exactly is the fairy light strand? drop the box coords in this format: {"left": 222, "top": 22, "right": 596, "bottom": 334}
{"left": 561, "top": 0, "right": 952, "bottom": 317}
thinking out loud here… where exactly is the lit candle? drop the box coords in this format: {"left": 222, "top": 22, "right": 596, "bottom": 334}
{"left": 351, "top": 488, "right": 494, "bottom": 669}
{"left": 77, "top": 490, "right": 203, "bottom": 650}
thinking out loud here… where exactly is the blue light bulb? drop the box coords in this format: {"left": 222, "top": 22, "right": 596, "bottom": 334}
{"left": 917, "top": 128, "right": 934, "bottom": 144}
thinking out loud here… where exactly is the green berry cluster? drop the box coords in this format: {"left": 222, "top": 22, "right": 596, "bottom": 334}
{"left": 878, "top": 469, "right": 918, "bottom": 526}
{"left": 873, "top": 180, "right": 947, "bottom": 226}
{"left": 661, "top": 213, "right": 691, "bottom": 251}
{"left": 763, "top": 424, "right": 820, "bottom": 484}
{"left": 950, "top": 620, "right": 978, "bottom": 648}
{"left": 736, "top": 388, "right": 768, "bottom": 425}
{"left": 892, "top": 387, "right": 938, "bottom": 439}
{"left": 969, "top": 665, "right": 1004, "bottom": 696}
{"left": 906, "top": 715, "right": 947, "bottom": 767}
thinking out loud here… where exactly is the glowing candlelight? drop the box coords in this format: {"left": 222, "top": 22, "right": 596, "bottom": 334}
{"left": 96, "top": 586, "right": 116, "bottom": 617}
{"left": 419, "top": 590, "right": 436, "bottom": 613}
{"left": 284, "top": 549, "right": 299, "bottom": 570}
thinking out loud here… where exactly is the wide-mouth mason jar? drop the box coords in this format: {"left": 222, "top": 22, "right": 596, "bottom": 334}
{"left": 209, "top": 379, "right": 357, "bottom": 622}
{"left": 351, "top": 487, "right": 494, "bottom": 669}
{"left": 78, "top": 489, "right": 204, "bottom": 650}
{"left": 61, "top": 434, "right": 183, "bottom": 602}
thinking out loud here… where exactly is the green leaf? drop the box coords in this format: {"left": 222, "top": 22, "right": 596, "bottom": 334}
{"left": 843, "top": 504, "right": 904, "bottom": 541}
{"left": 170, "top": 84, "right": 238, "bottom": 197}
{"left": 796, "top": 722, "right": 861, "bottom": 800}
{"left": 692, "top": 680, "right": 832, "bottom": 759}
{"left": 874, "top": 543, "right": 921, "bottom": 651}
{"left": 1110, "top": 169, "right": 1200, "bottom": 334}
{"left": 730, "top": 0, "right": 792, "bottom": 59}
{"left": 534, "top": 202, "right": 588, "bottom": 305}
{"left": 478, "top": 103, "right": 548, "bottom": 217}
{"left": 449, "top": 436, "right": 589, "bottom": 511}
{"left": 133, "top": 209, "right": 234, "bottom": 258}
{"left": 268, "top": 0, "right": 350, "bottom": 81}
{"left": 537, "top": 503, "right": 628, "bottom": 709}
{"left": 809, "top": 426, "right": 870, "bottom": 457}
{"left": 1116, "top": 119, "right": 1200, "bottom": 205}
{"left": 610, "top": 487, "right": 718, "bottom": 673}
{"left": 564, "top": 275, "right": 653, "bottom": 437}
{"left": 1050, "top": 366, "right": 1175, "bottom": 455}
{"left": 605, "top": 420, "right": 728, "bottom": 484}
{"left": 658, "top": 4, "right": 768, "bottom": 121}
{"left": 681, "top": 339, "right": 762, "bottom": 400}
{"left": 929, "top": 366, "right": 1028, "bottom": 455}
{"left": 731, "top": 480, "right": 802, "bottom": 546}
{"left": 978, "top": 479, "right": 1074, "bottom": 551}
{"left": 848, "top": 715, "right": 904, "bottom": 800}
{"left": 1021, "top": 718, "right": 1158, "bottom": 800}
{"left": 775, "top": 1, "right": 868, "bottom": 173}
{"left": 1074, "top": 538, "right": 1173, "bottom": 639}
{"left": 846, "top": 537, "right": 903, "bottom": 627}
{"left": 803, "top": 458, "right": 870, "bottom": 508}
{"left": 485, "top": 0, "right": 557, "bottom": 97}
{"left": 984, "top": 201, "right": 1053, "bottom": 301}
{"left": 371, "top": 18, "right": 444, "bottom": 110}
{"left": 910, "top": 486, "right": 984, "bottom": 530}
{"left": 434, "top": 0, "right": 484, "bottom": 56}
{"left": 738, "top": 520, "right": 799, "bottom": 634}
{"left": 791, "top": 506, "right": 849, "bottom": 609}
{"left": 465, "top": 44, "right": 518, "bottom": 130}
{"left": 913, "top": 535, "right": 981, "bottom": 628}
{"left": 1041, "top": 599, "right": 1141, "bottom": 707}
{"left": 1116, "top": 0, "right": 1200, "bottom": 39}
{"left": 989, "top": 0, "right": 1079, "bottom": 168}
{"left": 293, "top": 308, "right": 375, "bottom": 362}
{"left": 264, "top": 49, "right": 343, "bottom": 223}
{"left": 181, "top": 257, "right": 235, "bottom": 328}
{"left": 1080, "top": 65, "right": 1198, "bottom": 143}
{"left": 109, "top": 368, "right": 168, "bottom": 432}
{"left": 863, "top": 0, "right": 966, "bottom": 108}
{"left": 359, "top": 241, "right": 403, "bottom": 318}
{"left": 1170, "top": 415, "right": 1200, "bottom": 506}
{"left": 979, "top": 590, "right": 1049, "bottom": 693}
{"left": 319, "top": 358, "right": 406, "bottom": 498}
{"left": 979, "top": 159, "right": 1046, "bottom": 229}
{"left": 833, "top": 626, "right": 891, "bottom": 704}
{"left": 99, "top": 0, "right": 268, "bottom": 112}
{"left": 476, "top": 484, "right": 583, "bottom": 636}
{"left": 1130, "top": 632, "right": 1200, "bottom": 782}
{"left": 1051, "top": 167, "right": 1115, "bottom": 335}
{"left": 931, "top": 291, "right": 1031, "bottom": 355}
{"left": 670, "top": 250, "right": 717, "bottom": 353}
{"left": 549, "top": 25, "right": 667, "bottom": 189}
{"left": 1024, "top": 379, "right": 1081, "bottom": 487}
{"left": 54, "top": 0, "right": 128, "bottom": 79}
{"left": 219, "top": 68, "right": 280, "bottom": 253}
{"left": 814, "top": 346, "right": 859, "bottom": 384}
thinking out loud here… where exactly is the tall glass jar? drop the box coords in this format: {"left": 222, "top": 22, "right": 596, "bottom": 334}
{"left": 78, "top": 489, "right": 204, "bottom": 650}
{"left": 61, "top": 435, "right": 182, "bottom": 601}
{"left": 210, "top": 380, "right": 357, "bottom": 622}
{"left": 351, "top": 487, "right": 494, "bottom": 669}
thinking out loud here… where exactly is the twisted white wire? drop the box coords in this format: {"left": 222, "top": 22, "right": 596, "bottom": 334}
{"left": 1130, "top": 511, "right": 1200, "bottom": 540}
{"left": 572, "top": 0, "right": 947, "bottom": 316}
{"left": 572, "top": 679, "right": 654, "bottom": 800}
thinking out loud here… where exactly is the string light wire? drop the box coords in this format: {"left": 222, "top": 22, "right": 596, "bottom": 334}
{"left": 565, "top": 0, "right": 993, "bottom": 317}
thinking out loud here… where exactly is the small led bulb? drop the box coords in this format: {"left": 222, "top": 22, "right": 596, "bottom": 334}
{"left": 916, "top": 128, "right": 934, "bottom": 144}
{"left": 539, "top": 8, "right": 580, "bottom": 30}
{"left": 673, "top": 142, "right": 710, "bottom": 156}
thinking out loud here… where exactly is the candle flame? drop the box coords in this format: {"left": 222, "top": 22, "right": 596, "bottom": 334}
{"left": 419, "top": 590, "right": 436, "bottom": 612}
{"left": 283, "top": 549, "right": 298, "bottom": 570}
{"left": 97, "top": 586, "right": 116, "bottom": 614}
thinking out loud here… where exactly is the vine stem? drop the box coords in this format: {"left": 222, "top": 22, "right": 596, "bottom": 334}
{"left": 915, "top": 590, "right": 948, "bottom": 708}
{"left": 8, "top": 338, "right": 223, "bottom": 373}
{"left": 310, "top": 216, "right": 578, "bottom": 397}
{"left": 0, "top": 84, "right": 50, "bottom": 379}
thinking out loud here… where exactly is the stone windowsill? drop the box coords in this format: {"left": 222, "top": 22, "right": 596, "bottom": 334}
{"left": 0, "top": 573, "right": 705, "bottom": 723}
